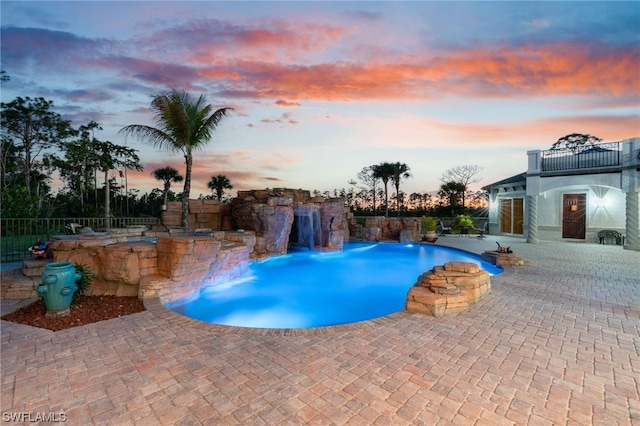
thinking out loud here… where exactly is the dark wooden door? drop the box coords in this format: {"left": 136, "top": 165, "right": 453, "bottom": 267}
{"left": 562, "top": 194, "right": 586, "bottom": 239}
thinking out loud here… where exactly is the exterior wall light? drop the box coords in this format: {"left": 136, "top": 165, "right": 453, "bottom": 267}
{"left": 593, "top": 197, "right": 607, "bottom": 208}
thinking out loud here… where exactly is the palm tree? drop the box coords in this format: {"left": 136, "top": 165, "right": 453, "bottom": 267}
{"left": 372, "top": 162, "right": 394, "bottom": 217}
{"left": 207, "top": 174, "right": 233, "bottom": 201}
{"left": 152, "top": 166, "right": 183, "bottom": 207}
{"left": 120, "top": 90, "right": 233, "bottom": 228}
{"left": 438, "top": 181, "right": 466, "bottom": 217}
{"left": 390, "top": 162, "right": 412, "bottom": 217}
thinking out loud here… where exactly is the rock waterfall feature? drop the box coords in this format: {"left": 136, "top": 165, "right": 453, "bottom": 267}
{"left": 231, "top": 188, "right": 346, "bottom": 257}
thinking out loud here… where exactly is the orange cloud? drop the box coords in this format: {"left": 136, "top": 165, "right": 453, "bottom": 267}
{"left": 198, "top": 42, "right": 638, "bottom": 103}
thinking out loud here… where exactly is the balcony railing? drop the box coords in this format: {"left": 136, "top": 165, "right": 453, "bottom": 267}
{"left": 541, "top": 141, "right": 622, "bottom": 172}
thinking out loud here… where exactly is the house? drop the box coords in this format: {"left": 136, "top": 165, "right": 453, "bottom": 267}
{"left": 483, "top": 137, "right": 639, "bottom": 251}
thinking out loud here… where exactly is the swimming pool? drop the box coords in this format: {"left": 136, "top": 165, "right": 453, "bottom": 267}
{"left": 164, "top": 242, "right": 502, "bottom": 329}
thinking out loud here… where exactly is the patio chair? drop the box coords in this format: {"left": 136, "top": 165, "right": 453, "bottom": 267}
{"left": 438, "top": 220, "right": 452, "bottom": 235}
{"left": 474, "top": 220, "right": 488, "bottom": 238}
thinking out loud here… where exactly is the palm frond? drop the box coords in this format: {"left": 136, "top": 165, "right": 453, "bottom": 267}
{"left": 119, "top": 124, "right": 180, "bottom": 153}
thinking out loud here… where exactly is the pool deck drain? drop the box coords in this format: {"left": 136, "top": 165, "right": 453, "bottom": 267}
{"left": 2, "top": 236, "right": 639, "bottom": 424}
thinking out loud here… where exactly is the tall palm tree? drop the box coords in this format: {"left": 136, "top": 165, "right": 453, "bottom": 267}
{"left": 390, "top": 162, "right": 412, "bottom": 217}
{"left": 207, "top": 174, "right": 233, "bottom": 201}
{"left": 152, "top": 166, "right": 183, "bottom": 207}
{"left": 372, "top": 162, "right": 394, "bottom": 217}
{"left": 120, "top": 90, "right": 233, "bottom": 228}
{"left": 438, "top": 181, "right": 466, "bottom": 217}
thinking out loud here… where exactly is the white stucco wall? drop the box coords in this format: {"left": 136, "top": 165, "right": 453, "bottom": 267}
{"left": 536, "top": 185, "right": 626, "bottom": 243}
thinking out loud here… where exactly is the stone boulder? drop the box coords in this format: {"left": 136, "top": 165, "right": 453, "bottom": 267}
{"left": 362, "top": 227, "right": 381, "bottom": 242}
{"left": 359, "top": 217, "right": 420, "bottom": 242}
{"left": 232, "top": 196, "right": 294, "bottom": 256}
{"left": 381, "top": 218, "right": 420, "bottom": 242}
{"left": 406, "top": 262, "right": 491, "bottom": 317}
{"left": 261, "top": 205, "right": 294, "bottom": 254}
{"left": 480, "top": 250, "right": 528, "bottom": 267}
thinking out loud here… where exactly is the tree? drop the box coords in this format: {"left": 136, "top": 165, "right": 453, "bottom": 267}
{"left": 48, "top": 121, "right": 141, "bottom": 221}
{"left": 408, "top": 192, "right": 432, "bottom": 212}
{"left": 152, "top": 166, "right": 183, "bottom": 207}
{"left": 49, "top": 121, "right": 101, "bottom": 214}
{"left": 439, "top": 165, "right": 483, "bottom": 208}
{"left": 1, "top": 138, "right": 21, "bottom": 189}
{"left": 207, "top": 174, "right": 233, "bottom": 201}
{"left": 120, "top": 90, "right": 233, "bottom": 228}
{"left": 1, "top": 185, "right": 41, "bottom": 218}
{"left": 550, "top": 133, "right": 602, "bottom": 153}
{"left": 350, "top": 166, "right": 380, "bottom": 214}
{"left": 93, "top": 140, "right": 142, "bottom": 226}
{"left": 438, "top": 181, "right": 466, "bottom": 217}
{"left": 390, "top": 162, "right": 411, "bottom": 217}
{"left": 0, "top": 97, "right": 73, "bottom": 195}
{"left": 372, "top": 162, "right": 395, "bottom": 217}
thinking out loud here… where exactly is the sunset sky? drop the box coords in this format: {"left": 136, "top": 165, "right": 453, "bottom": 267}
{"left": 2, "top": 1, "right": 638, "bottom": 198}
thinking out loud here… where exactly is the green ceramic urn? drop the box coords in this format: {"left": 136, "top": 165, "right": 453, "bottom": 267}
{"left": 36, "top": 262, "right": 81, "bottom": 316}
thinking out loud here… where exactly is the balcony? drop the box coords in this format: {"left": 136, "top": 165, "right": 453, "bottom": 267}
{"left": 540, "top": 141, "right": 622, "bottom": 174}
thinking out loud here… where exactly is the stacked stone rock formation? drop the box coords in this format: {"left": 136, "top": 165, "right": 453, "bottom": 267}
{"left": 360, "top": 216, "right": 421, "bottom": 242}
{"left": 231, "top": 195, "right": 294, "bottom": 257}
{"left": 0, "top": 226, "right": 256, "bottom": 303}
{"left": 405, "top": 262, "right": 491, "bottom": 317}
{"left": 162, "top": 199, "right": 234, "bottom": 231}
{"left": 2, "top": 188, "right": 348, "bottom": 301}
{"left": 480, "top": 250, "right": 528, "bottom": 267}
{"left": 231, "top": 188, "right": 345, "bottom": 257}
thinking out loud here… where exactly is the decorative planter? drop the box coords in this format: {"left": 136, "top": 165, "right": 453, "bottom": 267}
{"left": 36, "top": 262, "right": 81, "bottom": 317}
{"left": 422, "top": 231, "right": 438, "bottom": 243}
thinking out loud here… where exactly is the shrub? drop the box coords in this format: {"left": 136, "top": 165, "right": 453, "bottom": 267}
{"left": 453, "top": 214, "right": 474, "bottom": 230}
{"left": 421, "top": 216, "right": 437, "bottom": 232}
{"left": 73, "top": 263, "right": 93, "bottom": 301}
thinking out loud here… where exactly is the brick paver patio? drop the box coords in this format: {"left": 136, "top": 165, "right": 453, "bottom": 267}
{"left": 2, "top": 236, "right": 639, "bottom": 425}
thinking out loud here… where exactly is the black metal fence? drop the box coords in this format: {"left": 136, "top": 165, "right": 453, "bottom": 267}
{"left": 1, "top": 217, "right": 160, "bottom": 263}
{"left": 541, "top": 141, "right": 622, "bottom": 172}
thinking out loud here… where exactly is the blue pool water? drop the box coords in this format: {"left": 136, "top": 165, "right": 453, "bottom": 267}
{"left": 165, "top": 242, "right": 502, "bottom": 329}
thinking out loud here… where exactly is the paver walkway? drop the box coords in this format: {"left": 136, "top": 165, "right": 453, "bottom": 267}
{"left": 1, "top": 236, "right": 639, "bottom": 425}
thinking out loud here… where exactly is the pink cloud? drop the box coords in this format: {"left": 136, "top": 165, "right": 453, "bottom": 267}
{"left": 144, "top": 19, "right": 352, "bottom": 64}
{"left": 5, "top": 25, "right": 636, "bottom": 105}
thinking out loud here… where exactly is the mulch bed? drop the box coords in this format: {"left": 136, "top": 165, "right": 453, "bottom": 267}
{"left": 1, "top": 295, "right": 146, "bottom": 332}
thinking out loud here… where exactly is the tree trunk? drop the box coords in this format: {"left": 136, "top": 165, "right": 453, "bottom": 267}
{"left": 24, "top": 142, "right": 32, "bottom": 196}
{"left": 372, "top": 185, "right": 377, "bottom": 215}
{"left": 181, "top": 154, "right": 192, "bottom": 229}
{"left": 79, "top": 175, "right": 84, "bottom": 214}
{"left": 396, "top": 182, "right": 401, "bottom": 217}
{"left": 383, "top": 180, "right": 389, "bottom": 217}
{"left": 104, "top": 169, "right": 110, "bottom": 230}
{"left": 163, "top": 183, "right": 169, "bottom": 207}
{"left": 125, "top": 168, "right": 129, "bottom": 216}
